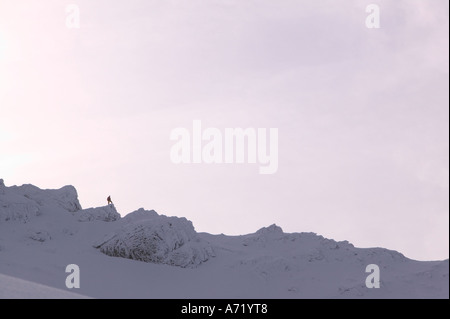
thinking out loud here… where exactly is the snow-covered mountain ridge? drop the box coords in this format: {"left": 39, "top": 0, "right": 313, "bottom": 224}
{"left": 0, "top": 179, "right": 448, "bottom": 298}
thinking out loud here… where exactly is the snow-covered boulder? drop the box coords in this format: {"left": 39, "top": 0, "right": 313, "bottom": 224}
{"left": 0, "top": 184, "right": 41, "bottom": 223}
{"left": 95, "top": 209, "right": 214, "bottom": 268}
{"left": 11, "top": 184, "right": 82, "bottom": 213}
{"left": 76, "top": 205, "right": 121, "bottom": 222}
{"left": 121, "top": 208, "right": 158, "bottom": 223}
{"left": 242, "top": 224, "right": 287, "bottom": 247}
{"left": 0, "top": 180, "right": 82, "bottom": 223}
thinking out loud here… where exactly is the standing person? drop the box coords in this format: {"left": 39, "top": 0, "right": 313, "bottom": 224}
{"left": 107, "top": 195, "right": 113, "bottom": 205}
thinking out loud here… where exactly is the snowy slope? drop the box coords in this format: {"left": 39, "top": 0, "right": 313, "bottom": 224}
{"left": 0, "top": 179, "right": 448, "bottom": 299}
{"left": 0, "top": 273, "right": 89, "bottom": 299}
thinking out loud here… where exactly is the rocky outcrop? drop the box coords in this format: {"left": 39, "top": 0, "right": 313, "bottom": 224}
{"left": 95, "top": 209, "right": 214, "bottom": 268}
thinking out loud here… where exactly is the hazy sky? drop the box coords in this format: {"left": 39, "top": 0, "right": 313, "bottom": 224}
{"left": 0, "top": 0, "right": 448, "bottom": 261}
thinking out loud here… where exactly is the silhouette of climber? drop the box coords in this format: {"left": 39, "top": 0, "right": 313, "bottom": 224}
{"left": 107, "top": 195, "right": 113, "bottom": 205}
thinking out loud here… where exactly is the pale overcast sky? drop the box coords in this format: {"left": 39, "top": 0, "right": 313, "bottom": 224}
{"left": 0, "top": 0, "right": 448, "bottom": 261}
